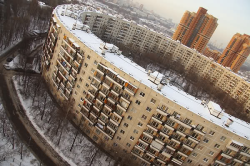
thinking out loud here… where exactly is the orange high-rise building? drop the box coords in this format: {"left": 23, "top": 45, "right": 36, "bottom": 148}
{"left": 172, "top": 7, "right": 218, "bottom": 53}
{"left": 203, "top": 47, "right": 221, "bottom": 61}
{"left": 217, "top": 33, "right": 250, "bottom": 72}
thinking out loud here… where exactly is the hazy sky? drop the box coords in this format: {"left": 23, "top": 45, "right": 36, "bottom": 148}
{"left": 134, "top": 0, "right": 250, "bottom": 49}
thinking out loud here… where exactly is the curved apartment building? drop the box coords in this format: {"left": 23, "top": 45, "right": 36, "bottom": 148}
{"left": 42, "top": 4, "right": 250, "bottom": 166}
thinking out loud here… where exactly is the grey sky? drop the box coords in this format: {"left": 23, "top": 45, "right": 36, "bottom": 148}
{"left": 134, "top": 0, "right": 250, "bottom": 49}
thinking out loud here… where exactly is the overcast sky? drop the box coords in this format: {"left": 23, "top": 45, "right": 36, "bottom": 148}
{"left": 134, "top": 0, "right": 250, "bottom": 49}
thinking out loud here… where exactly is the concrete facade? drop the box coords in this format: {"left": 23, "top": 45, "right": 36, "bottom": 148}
{"left": 41, "top": 5, "right": 250, "bottom": 166}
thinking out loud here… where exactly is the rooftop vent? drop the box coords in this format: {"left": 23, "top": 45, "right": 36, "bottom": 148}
{"left": 225, "top": 118, "right": 234, "bottom": 127}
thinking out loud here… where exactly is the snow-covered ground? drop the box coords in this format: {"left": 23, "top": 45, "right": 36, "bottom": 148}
{"left": 4, "top": 54, "right": 40, "bottom": 73}
{"left": 13, "top": 76, "right": 115, "bottom": 166}
{"left": 0, "top": 99, "right": 40, "bottom": 166}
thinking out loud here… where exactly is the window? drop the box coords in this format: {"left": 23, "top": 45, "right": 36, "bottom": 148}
{"left": 130, "top": 136, "right": 134, "bottom": 141}
{"left": 117, "top": 136, "right": 121, "bottom": 140}
{"left": 192, "top": 153, "right": 198, "bottom": 157}
{"left": 87, "top": 55, "right": 90, "bottom": 59}
{"left": 133, "top": 129, "right": 138, "bottom": 134}
{"left": 135, "top": 100, "right": 141, "bottom": 105}
{"left": 120, "top": 130, "right": 125, "bottom": 134}
{"left": 209, "top": 151, "right": 214, "bottom": 156}
{"left": 94, "top": 60, "right": 98, "bottom": 65}
{"left": 80, "top": 97, "right": 84, "bottom": 102}
{"left": 75, "top": 91, "right": 78, "bottom": 95}
{"left": 146, "top": 107, "right": 151, "bottom": 112}
{"left": 214, "top": 144, "right": 220, "bottom": 149}
{"left": 79, "top": 77, "right": 83, "bottom": 82}
{"left": 123, "top": 123, "right": 129, "bottom": 127}
{"left": 77, "top": 84, "right": 80, "bottom": 88}
{"left": 141, "top": 114, "right": 147, "bottom": 120}
{"left": 203, "top": 138, "right": 209, "bottom": 143}
{"left": 203, "top": 158, "right": 208, "bottom": 162}
{"left": 127, "top": 115, "right": 132, "bottom": 120}
{"left": 209, "top": 130, "right": 215, "bottom": 136}
{"left": 138, "top": 122, "right": 143, "bottom": 127}
{"left": 220, "top": 136, "right": 226, "bottom": 142}
{"left": 140, "top": 92, "right": 145, "bottom": 97}
{"left": 84, "top": 63, "right": 88, "bottom": 67}
{"left": 126, "top": 143, "right": 131, "bottom": 147}
{"left": 113, "top": 143, "right": 117, "bottom": 146}
{"left": 151, "top": 98, "right": 156, "bottom": 104}
{"left": 187, "top": 159, "right": 192, "bottom": 163}
{"left": 91, "top": 69, "right": 95, "bottom": 73}
{"left": 85, "top": 83, "right": 89, "bottom": 87}
{"left": 88, "top": 76, "right": 92, "bottom": 80}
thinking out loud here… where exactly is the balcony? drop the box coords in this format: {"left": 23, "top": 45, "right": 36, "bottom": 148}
{"left": 215, "top": 160, "right": 226, "bottom": 166}
{"left": 91, "top": 108, "right": 100, "bottom": 117}
{"left": 102, "top": 106, "right": 112, "bottom": 117}
{"left": 103, "top": 77, "right": 113, "bottom": 89}
{"left": 124, "top": 82, "right": 138, "bottom": 95}
{"left": 156, "top": 106, "right": 169, "bottom": 116}
{"left": 91, "top": 80, "right": 100, "bottom": 90}
{"left": 118, "top": 97, "right": 130, "bottom": 110}
{"left": 171, "top": 158, "right": 182, "bottom": 165}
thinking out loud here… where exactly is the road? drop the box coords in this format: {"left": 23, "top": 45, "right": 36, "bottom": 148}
{"left": 0, "top": 37, "right": 70, "bottom": 166}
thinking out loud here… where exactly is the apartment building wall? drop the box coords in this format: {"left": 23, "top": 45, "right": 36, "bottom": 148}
{"left": 79, "top": 10, "right": 250, "bottom": 113}
{"left": 217, "top": 33, "right": 250, "bottom": 72}
{"left": 41, "top": 8, "right": 250, "bottom": 166}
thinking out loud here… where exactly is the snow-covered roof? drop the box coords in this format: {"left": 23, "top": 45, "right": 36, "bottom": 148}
{"left": 55, "top": 5, "right": 250, "bottom": 141}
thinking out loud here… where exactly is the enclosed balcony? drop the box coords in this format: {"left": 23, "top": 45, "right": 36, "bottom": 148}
{"left": 156, "top": 105, "right": 169, "bottom": 115}
{"left": 142, "top": 153, "right": 155, "bottom": 163}
{"left": 89, "top": 113, "right": 97, "bottom": 124}
{"left": 121, "top": 91, "right": 131, "bottom": 102}
{"left": 97, "top": 63, "right": 107, "bottom": 74}
{"left": 91, "top": 79, "right": 101, "bottom": 90}
{"left": 94, "top": 70, "right": 104, "bottom": 81}
{"left": 118, "top": 97, "right": 130, "bottom": 110}
{"left": 112, "top": 84, "right": 122, "bottom": 95}
{"left": 90, "top": 107, "right": 100, "bottom": 117}
{"left": 107, "top": 121, "right": 118, "bottom": 132}
{"left": 88, "top": 88, "right": 98, "bottom": 97}
{"left": 124, "top": 82, "right": 138, "bottom": 95}
{"left": 100, "top": 86, "right": 109, "bottom": 96}
{"left": 114, "top": 106, "right": 125, "bottom": 117}
{"left": 105, "top": 99, "right": 116, "bottom": 111}
{"left": 102, "top": 105, "right": 112, "bottom": 117}
{"left": 131, "top": 147, "right": 144, "bottom": 157}
{"left": 93, "top": 99, "right": 103, "bottom": 111}
{"left": 96, "top": 92, "right": 106, "bottom": 103}
{"left": 103, "top": 77, "right": 113, "bottom": 89}
{"left": 110, "top": 113, "right": 122, "bottom": 125}
{"left": 152, "top": 113, "right": 167, "bottom": 122}
{"left": 148, "top": 119, "right": 162, "bottom": 131}
{"left": 108, "top": 91, "right": 119, "bottom": 103}
{"left": 99, "top": 113, "right": 109, "bottom": 124}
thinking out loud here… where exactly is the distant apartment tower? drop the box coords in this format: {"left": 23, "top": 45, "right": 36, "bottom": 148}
{"left": 203, "top": 47, "right": 221, "bottom": 61}
{"left": 172, "top": 7, "right": 218, "bottom": 53}
{"left": 217, "top": 33, "right": 250, "bottom": 72}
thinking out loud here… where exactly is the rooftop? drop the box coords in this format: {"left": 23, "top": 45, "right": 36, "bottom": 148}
{"left": 55, "top": 5, "right": 250, "bottom": 141}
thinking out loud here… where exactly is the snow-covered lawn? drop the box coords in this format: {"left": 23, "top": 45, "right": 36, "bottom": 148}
{"left": 13, "top": 76, "right": 115, "bottom": 166}
{"left": 0, "top": 99, "right": 40, "bottom": 166}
